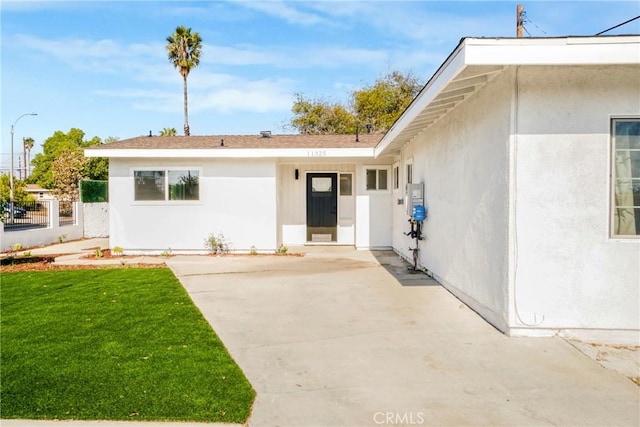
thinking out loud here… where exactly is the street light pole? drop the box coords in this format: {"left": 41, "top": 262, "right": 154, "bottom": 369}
{"left": 9, "top": 112, "right": 37, "bottom": 222}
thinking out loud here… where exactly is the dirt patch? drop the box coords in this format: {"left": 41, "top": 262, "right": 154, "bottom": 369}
{"left": 1, "top": 261, "right": 165, "bottom": 273}
{"left": 1, "top": 251, "right": 164, "bottom": 273}
{"left": 82, "top": 249, "right": 127, "bottom": 259}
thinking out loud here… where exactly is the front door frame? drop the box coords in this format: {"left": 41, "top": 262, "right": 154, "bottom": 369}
{"left": 306, "top": 172, "right": 338, "bottom": 242}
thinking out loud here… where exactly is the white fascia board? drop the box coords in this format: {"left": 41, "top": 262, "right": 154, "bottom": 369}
{"left": 373, "top": 36, "right": 640, "bottom": 158}
{"left": 374, "top": 40, "right": 468, "bottom": 158}
{"left": 85, "top": 147, "right": 375, "bottom": 159}
{"left": 464, "top": 36, "right": 640, "bottom": 65}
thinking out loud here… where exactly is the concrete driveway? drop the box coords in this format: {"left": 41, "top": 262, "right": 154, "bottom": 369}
{"left": 167, "top": 248, "right": 640, "bottom": 427}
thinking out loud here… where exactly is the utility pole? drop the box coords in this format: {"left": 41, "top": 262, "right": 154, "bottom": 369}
{"left": 517, "top": 4, "right": 524, "bottom": 38}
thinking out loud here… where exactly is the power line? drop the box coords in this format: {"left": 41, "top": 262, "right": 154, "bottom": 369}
{"left": 517, "top": 6, "right": 548, "bottom": 37}
{"left": 522, "top": 11, "right": 548, "bottom": 36}
{"left": 596, "top": 15, "right": 640, "bottom": 35}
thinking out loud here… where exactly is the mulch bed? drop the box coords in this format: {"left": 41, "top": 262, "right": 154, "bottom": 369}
{"left": 1, "top": 263, "right": 165, "bottom": 273}
{"left": 1, "top": 248, "right": 303, "bottom": 273}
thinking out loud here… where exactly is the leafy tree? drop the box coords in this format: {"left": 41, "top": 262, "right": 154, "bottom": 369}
{"left": 160, "top": 127, "right": 177, "bottom": 136}
{"left": 289, "top": 71, "right": 423, "bottom": 135}
{"left": 0, "top": 174, "right": 34, "bottom": 204}
{"left": 22, "top": 137, "right": 35, "bottom": 179}
{"left": 85, "top": 156, "right": 109, "bottom": 182}
{"left": 352, "top": 70, "right": 422, "bottom": 133}
{"left": 166, "top": 26, "right": 202, "bottom": 136}
{"left": 291, "top": 94, "right": 356, "bottom": 135}
{"left": 51, "top": 150, "right": 87, "bottom": 202}
{"left": 85, "top": 136, "right": 115, "bottom": 182}
{"left": 29, "top": 128, "right": 108, "bottom": 190}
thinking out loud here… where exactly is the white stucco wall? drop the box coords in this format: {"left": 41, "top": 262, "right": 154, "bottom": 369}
{"left": 355, "top": 160, "right": 394, "bottom": 249}
{"left": 109, "top": 158, "right": 277, "bottom": 253}
{"left": 83, "top": 202, "right": 109, "bottom": 238}
{"left": 509, "top": 65, "right": 640, "bottom": 343}
{"left": 393, "top": 70, "right": 512, "bottom": 331}
{"left": 391, "top": 64, "right": 640, "bottom": 343}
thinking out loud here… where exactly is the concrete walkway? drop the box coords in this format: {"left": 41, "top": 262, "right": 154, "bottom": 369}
{"left": 3, "top": 242, "right": 639, "bottom": 426}
{"left": 21, "top": 238, "right": 165, "bottom": 266}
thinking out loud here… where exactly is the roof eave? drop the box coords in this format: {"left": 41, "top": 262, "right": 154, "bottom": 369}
{"left": 374, "top": 35, "right": 640, "bottom": 158}
{"left": 84, "top": 147, "right": 376, "bottom": 159}
{"left": 374, "top": 38, "right": 469, "bottom": 158}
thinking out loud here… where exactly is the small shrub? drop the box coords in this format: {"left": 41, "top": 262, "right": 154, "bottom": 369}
{"left": 277, "top": 244, "right": 288, "bottom": 255}
{"left": 12, "top": 243, "right": 22, "bottom": 252}
{"left": 204, "top": 233, "right": 230, "bottom": 255}
{"left": 249, "top": 246, "right": 257, "bottom": 256}
{"left": 22, "top": 251, "right": 31, "bottom": 257}
{"left": 58, "top": 234, "right": 67, "bottom": 243}
{"left": 94, "top": 248, "right": 103, "bottom": 258}
{"left": 112, "top": 246, "right": 124, "bottom": 256}
{"left": 160, "top": 248, "right": 173, "bottom": 257}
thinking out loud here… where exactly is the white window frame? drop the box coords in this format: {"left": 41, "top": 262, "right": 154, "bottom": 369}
{"left": 392, "top": 162, "right": 400, "bottom": 192}
{"left": 339, "top": 172, "right": 353, "bottom": 197}
{"left": 363, "top": 165, "right": 391, "bottom": 193}
{"left": 132, "top": 166, "right": 202, "bottom": 204}
{"left": 611, "top": 117, "right": 640, "bottom": 238}
{"left": 406, "top": 157, "right": 413, "bottom": 187}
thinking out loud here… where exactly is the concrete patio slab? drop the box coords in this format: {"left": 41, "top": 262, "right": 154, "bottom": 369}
{"left": 166, "top": 249, "right": 640, "bottom": 426}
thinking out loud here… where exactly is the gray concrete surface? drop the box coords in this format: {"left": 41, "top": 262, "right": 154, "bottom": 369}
{"left": 18, "top": 237, "right": 110, "bottom": 255}
{"left": 168, "top": 248, "right": 640, "bottom": 426}
{"left": 12, "top": 237, "right": 165, "bottom": 266}
{"left": 3, "top": 242, "right": 639, "bottom": 426}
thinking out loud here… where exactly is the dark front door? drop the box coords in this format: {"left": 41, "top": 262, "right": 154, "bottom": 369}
{"left": 307, "top": 173, "right": 337, "bottom": 242}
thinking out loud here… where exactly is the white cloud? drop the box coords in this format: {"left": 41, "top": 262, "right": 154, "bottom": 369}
{"left": 190, "top": 75, "right": 295, "bottom": 113}
{"left": 227, "top": 0, "right": 329, "bottom": 26}
{"left": 12, "top": 32, "right": 391, "bottom": 75}
{"left": 201, "top": 43, "right": 288, "bottom": 66}
{"left": 13, "top": 34, "right": 171, "bottom": 83}
{"left": 95, "top": 74, "right": 294, "bottom": 115}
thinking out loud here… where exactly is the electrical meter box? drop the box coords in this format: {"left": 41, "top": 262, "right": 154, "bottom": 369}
{"left": 405, "top": 183, "right": 424, "bottom": 216}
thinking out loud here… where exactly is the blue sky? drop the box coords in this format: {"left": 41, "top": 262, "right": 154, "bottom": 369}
{"left": 1, "top": 0, "right": 639, "bottom": 173}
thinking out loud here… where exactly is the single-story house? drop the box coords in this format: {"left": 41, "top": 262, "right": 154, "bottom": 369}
{"left": 24, "top": 184, "right": 55, "bottom": 201}
{"left": 86, "top": 35, "right": 639, "bottom": 344}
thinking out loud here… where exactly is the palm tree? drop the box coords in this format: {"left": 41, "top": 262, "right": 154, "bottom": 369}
{"left": 165, "top": 26, "right": 202, "bottom": 136}
{"left": 159, "top": 127, "right": 177, "bottom": 136}
{"left": 22, "top": 137, "right": 35, "bottom": 179}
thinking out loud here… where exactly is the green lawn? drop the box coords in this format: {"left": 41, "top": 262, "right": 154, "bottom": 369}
{"left": 0, "top": 268, "right": 255, "bottom": 423}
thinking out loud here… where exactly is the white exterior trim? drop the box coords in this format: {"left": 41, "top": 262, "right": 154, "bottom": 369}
{"left": 86, "top": 147, "right": 374, "bottom": 158}
{"left": 464, "top": 36, "right": 640, "bottom": 66}
{"left": 375, "top": 36, "right": 640, "bottom": 157}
